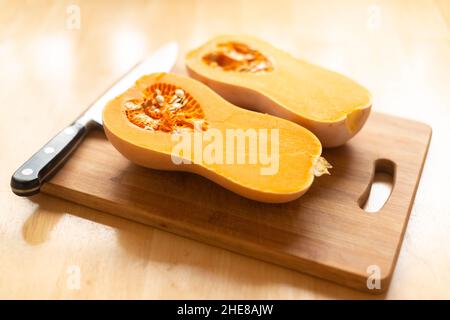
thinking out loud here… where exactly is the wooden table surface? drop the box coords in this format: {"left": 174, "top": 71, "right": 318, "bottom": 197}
{"left": 1, "top": 0, "right": 449, "bottom": 299}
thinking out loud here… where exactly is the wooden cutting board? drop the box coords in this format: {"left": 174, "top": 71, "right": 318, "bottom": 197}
{"left": 41, "top": 112, "right": 431, "bottom": 293}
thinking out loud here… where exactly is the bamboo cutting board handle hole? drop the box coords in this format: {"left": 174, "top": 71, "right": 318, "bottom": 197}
{"left": 358, "top": 159, "right": 396, "bottom": 213}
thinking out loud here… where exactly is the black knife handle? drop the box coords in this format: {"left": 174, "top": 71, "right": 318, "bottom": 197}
{"left": 11, "top": 122, "right": 88, "bottom": 196}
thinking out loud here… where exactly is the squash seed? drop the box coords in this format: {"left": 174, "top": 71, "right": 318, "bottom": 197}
{"left": 175, "top": 89, "right": 185, "bottom": 98}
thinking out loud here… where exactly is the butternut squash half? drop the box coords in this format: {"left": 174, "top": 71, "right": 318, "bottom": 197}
{"left": 103, "top": 73, "right": 331, "bottom": 203}
{"left": 186, "top": 35, "right": 372, "bottom": 147}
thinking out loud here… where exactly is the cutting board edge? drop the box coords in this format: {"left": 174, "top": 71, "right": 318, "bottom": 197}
{"left": 41, "top": 182, "right": 394, "bottom": 294}
{"left": 381, "top": 123, "right": 432, "bottom": 288}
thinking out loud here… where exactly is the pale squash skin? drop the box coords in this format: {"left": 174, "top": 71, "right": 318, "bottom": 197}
{"left": 103, "top": 73, "right": 324, "bottom": 203}
{"left": 186, "top": 35, "right": 372, "bottom": 147}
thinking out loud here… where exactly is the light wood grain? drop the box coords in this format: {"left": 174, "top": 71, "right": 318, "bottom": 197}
{"left": 0, "top": 0, "right": 449, "bottom": 299}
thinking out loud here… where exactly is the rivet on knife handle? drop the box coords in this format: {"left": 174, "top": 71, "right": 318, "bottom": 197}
{"left": 10, "top": 123, "right": 87, "bottom": 196}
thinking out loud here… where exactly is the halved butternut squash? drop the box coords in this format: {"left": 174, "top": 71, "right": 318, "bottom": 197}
{"left": 103, "top": 73, "right": 331, "bottom": 203}
{"left": 186, "top": 35, "right": 372, "bottom": 147}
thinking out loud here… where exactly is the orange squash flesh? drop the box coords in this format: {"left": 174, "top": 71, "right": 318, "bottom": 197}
{"left": 103, "top": 73, "right": 328, "bottom": 203}
{"left": 186, "top": 35, "right": 372, "bottom": 147}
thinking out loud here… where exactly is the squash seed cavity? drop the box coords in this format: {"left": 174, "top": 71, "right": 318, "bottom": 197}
{"left": 202, "top": 41, "right": 274, "bottom": 73}
{"left": 124, "top": 83, "right": 208, "bottom": 133}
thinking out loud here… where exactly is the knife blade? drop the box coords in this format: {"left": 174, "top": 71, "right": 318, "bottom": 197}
{"left": 11, "top": 42, "right": 179, "bottom": 196}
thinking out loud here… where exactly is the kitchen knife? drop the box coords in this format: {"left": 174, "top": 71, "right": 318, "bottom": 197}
{"left": 11, "top": 42, "right": 179, "bottom": 196}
